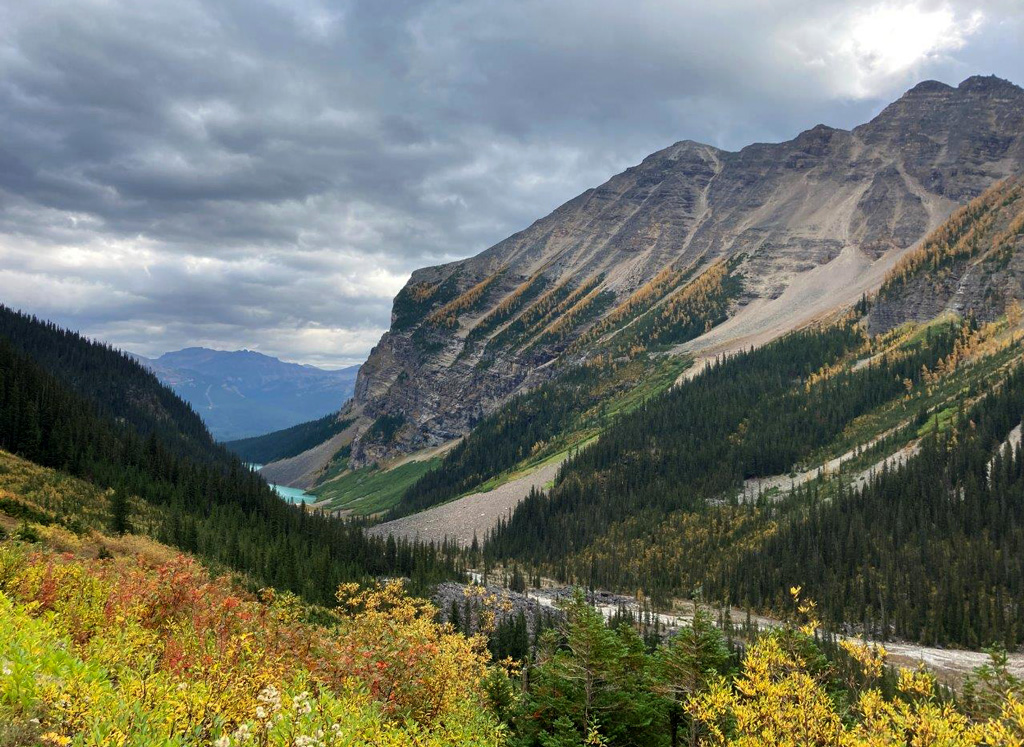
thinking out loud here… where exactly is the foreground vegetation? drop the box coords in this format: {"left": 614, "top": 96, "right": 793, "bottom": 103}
{"left": 2, "top": 528, "right": 1023, "bottom": 746}
{"left": 0, "top": 449, "right": 1020, "bottom": 745}
{"left": 0, "top": 543, "right": 501, "bottom": 746}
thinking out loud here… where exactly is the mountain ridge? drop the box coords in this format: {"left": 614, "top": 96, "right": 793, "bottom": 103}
{"left": 316, "top": 76, "right": 1024, "bottom": 472}
{"left": 137, "top": 346, "right": 359, "bottom": 441}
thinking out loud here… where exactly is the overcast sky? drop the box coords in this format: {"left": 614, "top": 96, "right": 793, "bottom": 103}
{"left": 0, "top": 0, "right": 1021, "bottom": 367}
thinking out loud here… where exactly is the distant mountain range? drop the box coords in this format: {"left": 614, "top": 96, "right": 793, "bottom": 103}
{"left": 135, "top": 347, "right": 359, "bottom": 441}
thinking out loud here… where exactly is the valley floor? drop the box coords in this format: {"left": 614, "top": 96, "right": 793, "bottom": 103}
{"left": 510, "top": 579, "right": 1024, "bottom": 684}
{"left": 368, "top": 456, "right": 565, "bottom": 546}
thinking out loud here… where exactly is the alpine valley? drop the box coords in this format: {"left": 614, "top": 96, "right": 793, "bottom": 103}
{"left": 5, "top": 74, "right": 1024, "bottom": 746}
{"left": 254, "top": 76, "right": 1024, "bottom": 558}
{"left": 245, "top": 74, "right": 1024, "bottom": 652}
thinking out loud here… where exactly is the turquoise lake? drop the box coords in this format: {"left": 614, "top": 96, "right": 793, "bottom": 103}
{"left": 270, "top": 483, "right": 317, "bottom": 504}
{"left": 247, "top": 464, "right": 316, "bottom": 505}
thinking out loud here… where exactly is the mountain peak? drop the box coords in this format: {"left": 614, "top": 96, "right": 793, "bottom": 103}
{"left": 794, "top": 122, "right": 841, "bottom": 142}
{"left": 856, "top": 74, "right": 1024, "bottom": 148}
{"left": 904, "top": 79, "right": 955, "bottom": 96}
{"left": 639, "top": 139, "right": 720, "bottom": 165}
{"left": 958, "top": 74, "right": 1024, "bottom": 95}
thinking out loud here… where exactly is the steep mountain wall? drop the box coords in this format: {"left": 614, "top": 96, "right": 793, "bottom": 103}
{"left": 346, "top": 76, "right": 1024, "bottom": 467}
{"left": 868, "top": 175, "right": 1024, "bottom": 333}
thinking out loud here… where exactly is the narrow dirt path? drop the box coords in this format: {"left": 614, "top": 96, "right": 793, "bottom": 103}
{"left": 740, "top": 426, "right": 918, "bottom": 502}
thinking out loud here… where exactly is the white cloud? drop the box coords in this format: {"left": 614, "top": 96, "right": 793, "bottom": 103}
{"left": 788, "top": 1, "right": 988, "bottom": 98}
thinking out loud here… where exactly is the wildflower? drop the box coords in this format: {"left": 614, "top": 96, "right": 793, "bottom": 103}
{"left": 257, "top": 684, "right": 282, "bottom": 711}
{"left": 294, "top": 691, "right": 312, "bottom": 715}
{"left": 233, "top": 724, "right": 252, "bottom": 742}
{"left": 214, "top": 738, "right": 230, "bottom": 747}
{"left": 256, "top": 706, "right": 267, "bottom": 720}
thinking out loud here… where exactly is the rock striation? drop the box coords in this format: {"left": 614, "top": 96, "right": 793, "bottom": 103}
{"left": 344, "top": 76, "right": 1024, "bottom": 467}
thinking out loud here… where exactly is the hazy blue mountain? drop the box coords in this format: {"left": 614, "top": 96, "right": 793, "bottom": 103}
{"left": 136, "top": 347, "right": 359, "bottom": 441}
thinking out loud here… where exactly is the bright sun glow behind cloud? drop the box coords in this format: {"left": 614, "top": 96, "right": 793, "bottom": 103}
{"left": 846, "top": 3, "right": 983, "bottom": 74}
{"left": 791, "top": 1, "right": 987, "bottom": 98}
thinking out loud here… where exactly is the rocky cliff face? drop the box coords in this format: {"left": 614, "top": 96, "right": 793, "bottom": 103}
{"left": 868, "top": 174, "right": 1024, "bottom": 334}
{"left": 345, "top": 76, "right": 1024, "bottom": 467}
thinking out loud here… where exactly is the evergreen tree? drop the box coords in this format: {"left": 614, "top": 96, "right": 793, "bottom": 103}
{"left": 652, "top": 609, "right": 731, "bottom": 747}
{"left": 108, "top": 488, "right": 132, "bottom": 536}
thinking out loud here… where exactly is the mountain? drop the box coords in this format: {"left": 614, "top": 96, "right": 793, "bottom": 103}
{"left": 370, "top": 174, "right": 1024, "bottom": 650}
{"left": 300, "top": 77, "right": 1024, "bottom": 650}
{"left": 868, "top": 175, "right": 1024, "bottom": 333}
{"left": 136, "top": 347, "right": 359, "bottom": 441}
{"left": 333, "top": 75, "right": 1024, "bottom": 470}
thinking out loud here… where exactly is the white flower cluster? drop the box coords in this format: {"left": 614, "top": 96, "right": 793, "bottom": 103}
{"left": 213, "top": 685, "right": 335, "bottom": 747}
{"left": 293, "top": 690, "right": 313, "bottom": 716}
{"left": 258, "top": 684, "right": 283, "bottom": 712}
{"left": 232, "top": 723, "right": 252, "bottom": 742}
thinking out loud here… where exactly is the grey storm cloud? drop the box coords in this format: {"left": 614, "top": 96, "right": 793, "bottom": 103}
{"left": 0, "top": 0, "right": 1021, "bottom": 366}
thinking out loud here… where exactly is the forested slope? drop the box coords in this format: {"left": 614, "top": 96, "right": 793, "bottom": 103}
{"left": 482, "top": 310, "right": 1024, "bottom": 647}
{"left": 225, "top": 412, "right": 354, "bottom": 465}
{"left": 0, "top": 306, "right": 462, "bottom": 603}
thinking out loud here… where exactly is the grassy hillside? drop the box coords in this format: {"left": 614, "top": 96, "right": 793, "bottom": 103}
{"left": 0, "top": 449, "right": 169, "bottom": 562}
{"left": 310, "top": 458, "right": 441, "bottom": 516}
{"left": 0, "top": 453, "right": 501, "bottom": 746}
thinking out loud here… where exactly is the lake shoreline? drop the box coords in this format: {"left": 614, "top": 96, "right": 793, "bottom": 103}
{"left": 246, "top": 463, "right": 316, "bottom": 504}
